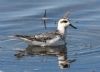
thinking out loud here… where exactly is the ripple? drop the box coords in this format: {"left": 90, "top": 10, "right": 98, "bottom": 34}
{"left": 0, "top": 0, "right": 100, "bottom": 71}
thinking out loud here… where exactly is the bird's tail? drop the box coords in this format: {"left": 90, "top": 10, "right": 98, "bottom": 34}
{"left": 14, "top": 35, "right": 32, "bottom": 42}
{"left": 15, "top": 35, "right": 30, "bottom": 38}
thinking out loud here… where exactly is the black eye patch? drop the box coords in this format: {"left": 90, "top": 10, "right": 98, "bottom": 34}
{"left": 61, "top": 20, "right": 68, "bottom": 23}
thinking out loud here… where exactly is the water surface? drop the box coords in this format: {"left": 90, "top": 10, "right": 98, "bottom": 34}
{"left": 0, "top": 0, "right": 100, "bottom": 72}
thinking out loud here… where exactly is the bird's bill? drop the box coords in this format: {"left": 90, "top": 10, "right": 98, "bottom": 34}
{"left": 69, "top": 24, "right": 77, "bottom": 29}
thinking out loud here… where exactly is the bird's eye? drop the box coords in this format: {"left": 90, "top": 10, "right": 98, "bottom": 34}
{"left": 61, "top": 20, "right": 68, "bottom": 23}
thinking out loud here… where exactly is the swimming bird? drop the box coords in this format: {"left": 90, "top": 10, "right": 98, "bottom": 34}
{"left": 15, "top": 17, "right": 75, "bottom": 47}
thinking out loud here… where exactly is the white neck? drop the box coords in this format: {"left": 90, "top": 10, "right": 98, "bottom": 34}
{"left": 57, "top": 25, "right": 65, "bottom": 35}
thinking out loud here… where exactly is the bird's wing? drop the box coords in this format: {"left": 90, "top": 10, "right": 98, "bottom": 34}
{"left": 15, "top": 31, "right": 61, "bottom": 42}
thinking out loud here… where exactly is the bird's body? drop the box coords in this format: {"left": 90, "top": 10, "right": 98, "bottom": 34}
{"left": 15, "top": 31, "right": 65, "bottom": 46}
{"left": 15, "top": 17, "right": 71, "bottom": 47}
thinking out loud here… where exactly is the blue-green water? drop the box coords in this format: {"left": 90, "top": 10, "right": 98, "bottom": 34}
{"left": 0, "top": 0, "right": 100, "bottom": 72}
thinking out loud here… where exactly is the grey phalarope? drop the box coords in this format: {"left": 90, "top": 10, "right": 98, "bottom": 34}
{"left": 15, "top": 17, "right": 71, "bottom": 47}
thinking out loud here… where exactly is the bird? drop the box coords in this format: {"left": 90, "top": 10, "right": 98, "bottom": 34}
{"left": 15, "top": 16, "right": 76, "bottom": 47}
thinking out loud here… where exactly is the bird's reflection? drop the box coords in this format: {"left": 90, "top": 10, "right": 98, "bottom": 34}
{"left": 15, "top": 45, "right": 75, "bottom": 69}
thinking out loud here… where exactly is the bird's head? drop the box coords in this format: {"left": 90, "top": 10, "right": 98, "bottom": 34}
{"left": 57, "top": 12, "right": 77, "bottom": 34}
{"left": 58, "top": 18, "right": 70, "bottom": 29}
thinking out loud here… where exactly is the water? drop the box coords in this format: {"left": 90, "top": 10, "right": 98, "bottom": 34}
{"left": 0, "top": 0, "right": 100, "bottom": 72}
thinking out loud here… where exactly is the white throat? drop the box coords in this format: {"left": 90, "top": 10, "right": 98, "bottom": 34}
{"left": 57, "top": 24, "right": 66, "bottom": 35}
